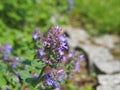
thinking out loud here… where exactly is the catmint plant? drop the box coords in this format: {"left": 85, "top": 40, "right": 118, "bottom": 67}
{"left": 31, "top": 26, "right": 84, "bottom": 90}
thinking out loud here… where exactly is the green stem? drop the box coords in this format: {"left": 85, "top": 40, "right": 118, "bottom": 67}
{"left": 33, "top": 66, "right": 46, "bottom": 87}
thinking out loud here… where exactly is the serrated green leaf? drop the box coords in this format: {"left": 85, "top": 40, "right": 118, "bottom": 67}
{"left": 19, "top": 70, "right": 32, "bottom": 81}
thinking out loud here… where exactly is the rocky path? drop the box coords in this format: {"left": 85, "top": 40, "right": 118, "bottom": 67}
{"left": 63, "top": 27, "right": 120, "bottom": 90}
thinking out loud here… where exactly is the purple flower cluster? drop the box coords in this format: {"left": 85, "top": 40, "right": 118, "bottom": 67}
{"left": 43, "top": 69, "right": 65, "bottom": 89}
{"left": 3, "top": 43, "right": 12, "bottom": 61}
{"left": 64, "top": 51, "right": 85, "bottom": 79}
{"left": 34, "top": 26, "right": 68, "bottom": 66}
{"left": 0, "top": 43, "right": 22, "bottom": 68}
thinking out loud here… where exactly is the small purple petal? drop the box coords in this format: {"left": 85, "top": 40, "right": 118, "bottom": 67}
{"left": 45, "top": 73, "right": 51, "bottom": 79}
{"left": 12, "top": 62, "right": 17, "bottom": 68}
{"left": 58, "top": 76, "right": 63, "bottom": 82}
{"left": 55, "top": 26, "right": 61, "bottom": 32}
{"left": 46, "top": 79, "right": 54, "bottom": 86}
{"left": 59, "top": 35, "right": 66, "bottom": 42}
{"left": 4, "top": 55, "right": 9, "bottom": 61}
{"left": 58, "top": 48, "right": 64, "bottom": 55}
{"left": 62, "top": 56, "right": 66, "bottom": 61}
{"left": 38, "top": 49, "right": 44, "bottom": 57}
{"left": 79, "top": 55, "right": 85, "bottom": 61}
{"left": 57, "top": 69, "right": 64, "bottom": 75}
{"left": 33, "top": 32, "right": 38, "bottom": 40}
{"left": 53, "top": 81, "right": 59, "bottom": 88}
{"left": 68, "top": 52, "right": 73, "bottom": 58}
{"left": 57, "top": 69, "right": 64, "bottom": 82}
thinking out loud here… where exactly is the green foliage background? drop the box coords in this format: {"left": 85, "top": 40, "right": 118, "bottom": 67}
{"left": 0, "top": 0, "right": 119, "bottom": 89}
{"left": 0, "top": 0, "right": 68, "bottom": 44}
{"left": 71, "top": 0, "right": 120, "bottom": 34}
{"left": 0, "top": 0, "right": 120, "bottom": 45}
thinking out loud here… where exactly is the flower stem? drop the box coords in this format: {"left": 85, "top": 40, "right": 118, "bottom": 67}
{"left": 33, "top": 66, "right": 46, "bottom": 87}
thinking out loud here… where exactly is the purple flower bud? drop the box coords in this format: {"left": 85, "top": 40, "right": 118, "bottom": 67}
{"left": 53, "top": 81, "right": 59, "bottom": 88}
{"left": 46, "top": 79, "right": 54, "bottom": 86}
{"left": 68, "top": 52, "right": 73, "bottom": 58}
{"left": 4, "top": 55, "right": 9, "bottom": 61}
{"left": 45, "top": 73, "right": 51, "bottom": 79}
{"left": 57, "top": 69, "right": 64, "bottom": 75}
{"left": 62, "top": 56, "right": 66, "bottom": 61}
{"left": 75, "top": 61, "right": 80, "bottom": 73}
{"left": 55, "top": 26, "right": 61, "bottom": 32}
{"left": 5, "top": 43, "right": 12, "bottom": 54}
{"left": 33, "top": 73, "right": 39, "bottom": 78}
{"left": 57, "top": 69, "right": 64, "bottom": 82}
{"left": 79, "top": 55, "right": 85, "bottom": 61}
{"left": 33, "top": 32, "right": 38, "bottom": 40}
{"left": 38, "top": 49, "right": 44, "bottom": 58}
{"left": 58, "top": 48, "right": 64, "bottom": 56}
{"left": 58, "top": 76, "right": 63, "bottom": 82}
{"left": 61, "top": 42, "right": 68, "bottom": 50}
{"left": 55, "top": 88, "right": 60, "bottom": 90}
{"left": 59, "top": 50, "right": 64, "bottom": 56}
{"left": 59, "top": 35, "right": 66, "bottom": 42}
{"left": 11, "top": 62, "right": 17, "bottom": 68}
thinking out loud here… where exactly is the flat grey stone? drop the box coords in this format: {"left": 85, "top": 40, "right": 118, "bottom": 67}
{"left": 63, "top": 27, "right": 90, "bottom": 48}
{"left": 77, "top": 45, "right": 120, "bottom": 74}
{"left": 98, "top": 74, "right": 120, "bottom": 85}
{"left": 63, "top": 27, "right": 120, "bottom": 74}
{"left": 78, "top": 45, "right": 114, "bottom": 62}
{"left": 97, "top": 85, "right": 120, "bottom": 90}
{"left": 94, "top": 60, "right": 120, "bottom": 74}
{"left": 93, "top": 35, "right": 120, "bottom": 49}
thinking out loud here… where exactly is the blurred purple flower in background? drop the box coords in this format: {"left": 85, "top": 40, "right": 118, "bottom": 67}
{"left": 4, "top": 55, "right": 9, "bottom": 61}
{"left": 11, "top": 62, "right": 17, "bottom": 68}
{"left": 68, "top": 0, "right": 74, "bottom": 12}
{"left": 75, "top": 61, "right": 80, "bottom": 73}
{"left": 5, "top": 43, "right": 12, "bottom": 54}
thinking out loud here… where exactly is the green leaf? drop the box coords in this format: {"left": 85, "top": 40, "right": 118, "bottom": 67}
{"left": 32, "top": 60, "right": 45, "bottom": 68}
{"left": 19, "top": 70, "right": 32, "bottom": 81}
{"left": 0, "top": 75, "right": 6, "bottom": 86}
{"left": 22, "top": 59, "right": 31, "bottom": 65}
{"left": 0, "top": 3, "right": 4, "bottom": 10}
{"left": 36, "top": 43, "right": 43, "bottom": 48}
{"left": 50, "top": 55, "right": 54, "bottom": 60}
{"left": 0, "top": 63, "right": 7, "bottom": 74}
